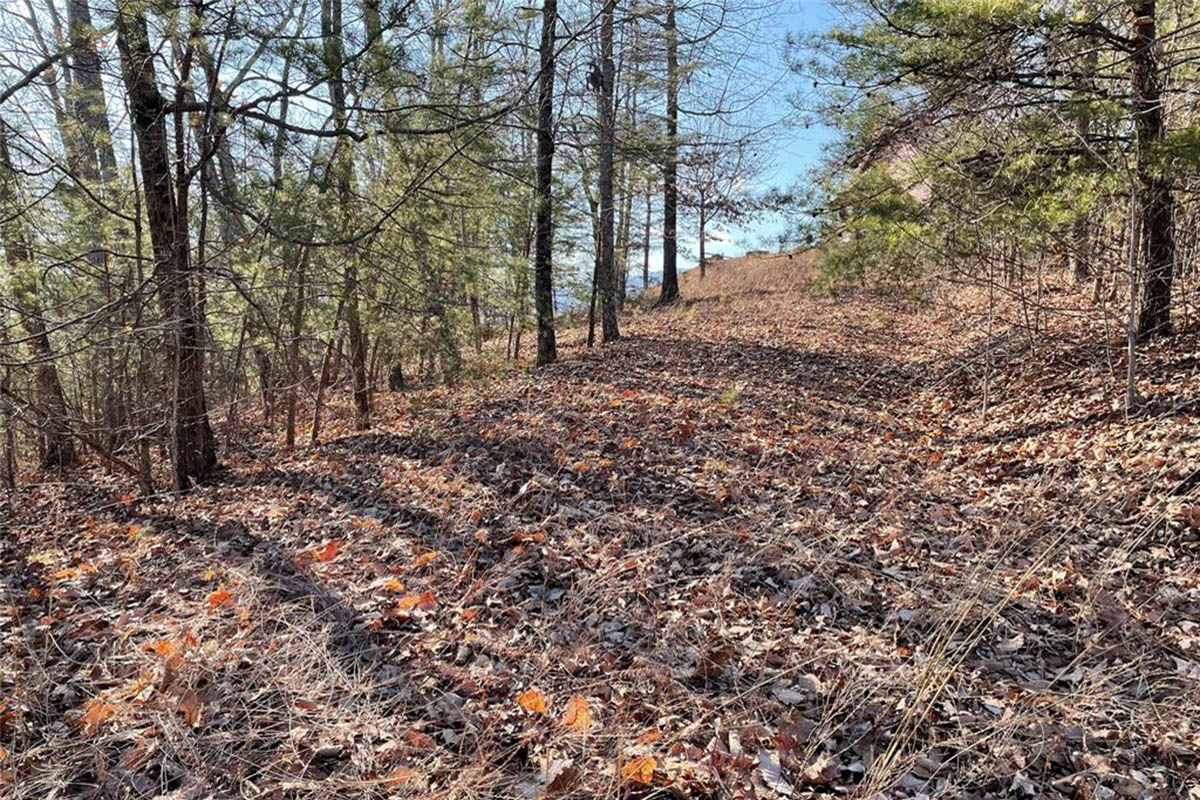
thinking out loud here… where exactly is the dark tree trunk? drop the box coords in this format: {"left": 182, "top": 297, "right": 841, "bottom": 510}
{"left": 0, "top": 125, "right": 78, "bottom": 470}
{"left": 698, "top": 191, "right": 707, "bottom": 279}
{"left": 1131, "top": 1, "right": 1174, "bottom": 337}
{"left": 597, "top": 0, "right": 620, "bottom": 343}
{"left": 657, "top": 0, "right": 680, "bottom": 306}
{"left": 534, "top": 0, "right": 559, "bottom": 366}
{"left": 116, "top": 6, "right": 217, "bottom": 489}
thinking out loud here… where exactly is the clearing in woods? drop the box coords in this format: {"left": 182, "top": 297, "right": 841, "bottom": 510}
{"left": 4, "top": 253, "right": 1199, "bottom": 798}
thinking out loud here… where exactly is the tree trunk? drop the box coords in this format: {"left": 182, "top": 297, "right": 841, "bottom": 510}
{"left": 1131, "top": 1, "right": 1174, "bottom": 337}
{"left": 657, "top": 0, "right": 680, "bottom": 306}
{"left": 698, "top": 192, "right": 707, "bottom": 279}
{"left": 534, "top": 0, "right": 559, "bottom": 366}
{"left": 643, "top": 188, "right": 652, "bottom": 291}
{"left": 597, "top": 0, "right": 620, "bottom": 342}
{"left": 116, "top": 5, "right": 217, "bottom": 489}
{"left": 0, "top": 124, "right": 78, "bottom": 469}
{"left": 323, "top": 0, "right": 370, "bottom": 428}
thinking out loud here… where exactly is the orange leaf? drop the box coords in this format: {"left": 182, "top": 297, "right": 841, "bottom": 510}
{"left": 396, "top": 590, "right": 437, "bottom": 613}
{"left": 119, "top": 493, "right": 134, "bottom": 508}
{"left": 461, "top": 608, "right": 480, "bottom": 621}
{"left": 619, "top": 436, "right": 637, "bottom": 450}
{"left": 383, "top": 577, "right": 406, "bottom": 593}
{"left": 409, "top": 550, "right": 438, "bottom": 569}
{"left": 206, "top": 585, "right": 235, "bottom": 613}
{"left": 143, "top": 637, "right": 181, "bottom": 659}
{"left": 621, "top": 756, "right": 657, "bottom": 785}
{"left": 79, "top": 697, "right": 119, "bottom": 735}
{"left": 562, "top": 694, "right": 592, "bottom": 733}
{"left": 516, "top": 688, "right": 547, "bottom": 714}
{"left": 313, "top": 540, "right": 341, "bottom": 562}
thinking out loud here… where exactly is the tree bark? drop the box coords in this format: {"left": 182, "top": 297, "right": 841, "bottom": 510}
{"left": 0, "top": 124, "right": 78, "bottom": 469}
{"left": 322, "top": 0, "right": 370, "bottom": 427}
{"left": 657, "top": 0, "right": 680, "bottom": 306}
{"left": 534, "top": 0, "right": 559, "bottom": 366}
{"left": 1131, "top": 1, "right": 1174, "bottom": 337}
{"left": 597, "top": 0, "right": 620, "bottom": 342}
{"left": 116, "top": 6, "right": 217, "bottom": 489}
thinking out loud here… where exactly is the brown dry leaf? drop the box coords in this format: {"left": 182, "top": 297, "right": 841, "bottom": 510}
{"left": 206, "top": 585, "right": 235, "bottom": 613}
{"left": 294, "top": 699, "right": 318, "bottom": 712}
{"left": 517, "top": 688, "right": 547, "bottom": 714}
{"left": 383, "top": 765, "right": 417, "bottom": 787}
{"left": 545, "top": 760, "right": 582, "bottom": 795}
{"left": 562, "top": 694, "right": 592, "bottom": 733}
{"left": 636, "top": 729, "right": 662, "bottom": 745}
{"left": 177, "top": 689, "right": 204, "bottom": 727}
{"left": 404, "top": 730, "right": 435, "bottom": 750}
{"left": 409, "top": 550, "right": 438, "bottom": 569}
{"left": 78, "top": 697, "right": 119, "bottom": 735}
{"left": 620, "top": 756, "right": 657, "bottom": 785}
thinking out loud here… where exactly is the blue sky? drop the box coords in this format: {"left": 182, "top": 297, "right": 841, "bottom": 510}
{"left": 674, "top": 0, "right": 840, "bottom": 269}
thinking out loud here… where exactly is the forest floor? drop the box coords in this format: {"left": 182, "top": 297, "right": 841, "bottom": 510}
{"left": 3, "top": 254, "right": 1200, "bottom": 799}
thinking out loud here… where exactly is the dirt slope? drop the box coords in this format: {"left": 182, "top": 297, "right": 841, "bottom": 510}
{"left": 3, "top": 253, "right": 1198, "bottom": 799}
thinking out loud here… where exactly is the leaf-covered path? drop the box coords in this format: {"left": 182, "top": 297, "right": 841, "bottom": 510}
{"left": 4, "top": 256, "right": 1199, "bottom": 798}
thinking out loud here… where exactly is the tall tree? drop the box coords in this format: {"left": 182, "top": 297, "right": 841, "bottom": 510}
{"left": 0, "top": 124, "right": 77, "bottom": 469}
{"left": 116, "top": 4, "right": 216, "bottom": 489}
{"left": 1132, "top": 0, "right": 1174, "bottom": 337}
{"left": 534, "top": 0, "right": 559, "bottom": 365}
{"left": 597, "top": 0, "right": 620, "bottom": 342}
{"left": 322, "top": 0, "right": 371, "bottom": 427}
{"left": 657, "top": 0, "right": 680, "bottom": 305}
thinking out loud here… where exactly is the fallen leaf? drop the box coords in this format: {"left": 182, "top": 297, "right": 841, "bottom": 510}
{"left": 636, "top": 729, "right": 662, "bottom": 745}
{"left": 759, "top": 750, "right": 794, "bottom": 796}
{"left": 396, "top": 590, "right": 437, "bottom": 613}
{"left": 79, "top": 697, "right": 119, "bottom": 735}
{"left": 383, "top": 765, "right": 416, "bottom": 787}
{"left": 545, "top": 759, "right": 581, "bottom": 795}
{"left": 621, "top": 756, "right": 656, "bottom": 785}
{"left": 409, "top": 550, "right": 438, "bottom": 569}
{"left": 562, "top": 694, "right": 592, "bottom": 733}
{"left": 313, "top": 540, "right": 341, "bottom": 562}
{"left": 517, "top": 688, "right": 547, "bottom": 714}
{"left": 206, "top": 585, "right": 235, "bottom": 613}
{"left": 177, "top": 690, "right": 204, "bottom": 726}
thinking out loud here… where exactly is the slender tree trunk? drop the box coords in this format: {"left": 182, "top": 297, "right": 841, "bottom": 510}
{"left": 643, "top": 188, "right": 651, "bottom": 291}
{"left": 698, "top": 191, "right": 707, "bottom": 279}
{"left": 657, "top": 0, "right": 680, "bottom": 306}
{"left": 2, "top": 369, "right": 15, "bottom": 487}
{"left": 1131, "top": 0, "right": 1174, "bottom": 337}
{"left": 323, "top": 0, "right": 370, "bottom": 427}
{"left": 597, "top": 0, "right": 620, "bottom": 342}
{"left": 117, "top": 5, "right": 217, "bottom": 489}
{"left": 0, "top": 124, "right": 78, "bottom": 469}
{"left": 534, "top": 0, "right": 559, "bottom": 365}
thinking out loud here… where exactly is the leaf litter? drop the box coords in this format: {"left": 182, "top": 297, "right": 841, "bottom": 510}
{"left": 1, "top": 256, "right": 1198, "bottom": 798}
